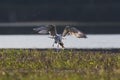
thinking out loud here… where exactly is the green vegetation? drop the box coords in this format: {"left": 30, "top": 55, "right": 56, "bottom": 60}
{"left": 0, "top": 49, "right": 119, "bottom": 80}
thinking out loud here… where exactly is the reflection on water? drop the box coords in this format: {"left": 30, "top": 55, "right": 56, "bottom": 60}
{"left": 0, "top": 35, "right": 120, "bottom": 49}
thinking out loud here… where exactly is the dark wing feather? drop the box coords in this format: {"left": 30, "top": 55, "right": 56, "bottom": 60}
{"left": 62, "top": 26, "right": 87, "bottom": 38}
{"left": 62, "top": 26, "right": 70, "bottom": 37}
{"left": 47, "top": 25, "right": 57, "bottom": 36}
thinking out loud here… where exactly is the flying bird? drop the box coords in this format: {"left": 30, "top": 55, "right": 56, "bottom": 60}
{"left": 33, "top": 25, "right": 87, "bottom": 49}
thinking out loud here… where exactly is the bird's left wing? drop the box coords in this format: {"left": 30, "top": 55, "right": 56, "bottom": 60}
{"left": 33, "top": 26, "right": 49, "bottom": 34}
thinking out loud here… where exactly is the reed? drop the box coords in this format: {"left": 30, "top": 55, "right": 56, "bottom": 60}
{"left": 0, "top": 49, "right": 119, "bottom": 80}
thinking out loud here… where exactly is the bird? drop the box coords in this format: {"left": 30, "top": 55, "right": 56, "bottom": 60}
{"left": 33, "top": 25, "right": 87, "bottom": 49}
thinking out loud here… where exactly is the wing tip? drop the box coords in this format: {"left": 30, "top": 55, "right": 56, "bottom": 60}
{"left": 80, "top": 35, "right": 87, "bottom": 38}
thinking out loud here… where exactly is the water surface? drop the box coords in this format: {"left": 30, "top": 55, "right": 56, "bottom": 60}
{"left": 0, "top": 35, "right": 120, "bottom": 49}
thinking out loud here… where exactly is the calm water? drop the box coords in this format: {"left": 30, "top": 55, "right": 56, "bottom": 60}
{"left": 0, "top": 35, "right": 120, "bottom": 49}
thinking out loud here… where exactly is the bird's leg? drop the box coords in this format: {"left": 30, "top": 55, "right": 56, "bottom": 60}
{"left": 59, "top": 42, "right": 64, "bottom": 49}
{"left": 52, "top": 42, "right": 55, "bottom": 47}
{"left": 57, "top": 43, "right": 59, "bottom": 48}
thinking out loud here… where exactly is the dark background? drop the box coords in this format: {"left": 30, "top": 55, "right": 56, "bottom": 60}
{"left": 0, "top": 0, "right": 120, "bottom": 34}
{"left": 0, "top": 0, "right": 120, "bottom": 22}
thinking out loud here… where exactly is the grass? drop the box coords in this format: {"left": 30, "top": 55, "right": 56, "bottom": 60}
{"left": 0, "top": 49, "right": 119, "bottom": 80}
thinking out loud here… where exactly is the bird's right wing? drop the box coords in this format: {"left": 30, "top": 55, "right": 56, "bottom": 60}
{"left": 33, "top": 25, "right": 57, "bottom": 36}
{"left": 33, "top": 26, "right": 49, "bottom": 34}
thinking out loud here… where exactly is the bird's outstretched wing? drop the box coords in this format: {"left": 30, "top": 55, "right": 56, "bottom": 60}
{"left": 33, "top": 26, "right": 48, "bottom": 34}
{"left": 62, "top": 26, "right": 87, "bottom": 38}
{"left": 33, "top": 25, "right": 57, "bottom": 36}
